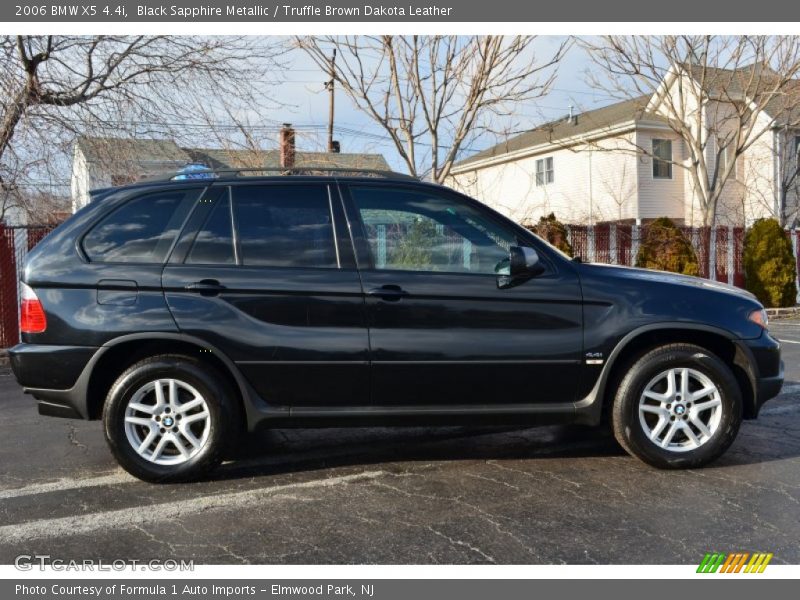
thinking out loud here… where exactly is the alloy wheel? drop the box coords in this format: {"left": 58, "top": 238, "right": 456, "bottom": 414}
{"left": 638, "top": 367, "right": 722, "bottom": 452}
{"left": 123, "top": 378, "right": 211, "bottom": 465}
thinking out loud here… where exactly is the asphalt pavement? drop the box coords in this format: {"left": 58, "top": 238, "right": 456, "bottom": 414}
{"left": 1, "top": 321, "right": 799, "bottom": 564}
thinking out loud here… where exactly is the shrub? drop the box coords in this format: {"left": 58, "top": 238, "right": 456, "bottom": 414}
{"left": 388, "top": 218, "right": 438, "bottom": 268}
{"left": 743, "top": 218, "right": 797, "bottom": 308}
{"left": 635, "top": 217, "right": 700, "bottom": 276}
{"left": 529, "top": 213, "right": 573, "bottom": 257}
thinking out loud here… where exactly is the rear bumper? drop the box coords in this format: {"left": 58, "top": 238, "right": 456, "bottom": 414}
{"left": 8, "top": 343, "right": 98, "bottom": 419}
{"left": 741, "top": 331, "right": 784, "bottom": 417}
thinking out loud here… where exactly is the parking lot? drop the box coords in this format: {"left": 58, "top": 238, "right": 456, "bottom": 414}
{"left": 1, "top": 321, "right": 799, "bottom": 565}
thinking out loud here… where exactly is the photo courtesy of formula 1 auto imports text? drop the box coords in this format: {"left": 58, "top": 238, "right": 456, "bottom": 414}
{"left": 0, "top": 0, "right": 799, "bottom": 597}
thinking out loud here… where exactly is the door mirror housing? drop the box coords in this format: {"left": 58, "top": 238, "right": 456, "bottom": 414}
{"left": 498, "top": 246, "right": 544, "bottom": 288}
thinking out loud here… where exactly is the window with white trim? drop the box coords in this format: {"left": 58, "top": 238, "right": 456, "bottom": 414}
{"left": 652, "top": 139, "right": 673, "bottom": 179}
{"left": 535, "top": 157, "right": 554, "bottom": 186}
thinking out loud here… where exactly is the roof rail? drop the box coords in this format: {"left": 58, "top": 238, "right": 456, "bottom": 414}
{"left": 159, "top": 166, "right": 417, "bottom": 182}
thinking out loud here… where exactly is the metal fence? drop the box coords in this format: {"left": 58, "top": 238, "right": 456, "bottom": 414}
{"left": 1, "top": 222, "right": 800, "bottom": 349}
{"left": 563, "top": 224, "right": 800, "bottom": 298}
{"left": 0, "top": 224, "right": 55, "bottom": 348}
{"left": 563, "top": 224, "right": 752, "bottom": 287}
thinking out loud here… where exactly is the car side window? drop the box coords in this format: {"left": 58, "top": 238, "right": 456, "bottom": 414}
{"left": 232, "top": 184, "right": 338, "bottom": 269}
{"left": 350, "top": 186, "right": 517, "bottom": 275}
{"left": 186, "top": 195, "right": 235, "bottom": 265}
{"left": 83, "top": 189, "right": 197, "bottom": 263}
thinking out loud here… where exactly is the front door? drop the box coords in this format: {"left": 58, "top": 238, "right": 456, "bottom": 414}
{"left": 342, "top": 183, "right": 583, "bottom": 407}
{"left": 162, "top": 182, "right": 369, "bottom": 408}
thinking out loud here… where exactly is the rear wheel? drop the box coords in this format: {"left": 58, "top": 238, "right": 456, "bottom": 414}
{"left": 612, "top": 344, "right": 742, "bottom": 469}
{"left": 103, "top": 355, "right": 238, "bottom": 482}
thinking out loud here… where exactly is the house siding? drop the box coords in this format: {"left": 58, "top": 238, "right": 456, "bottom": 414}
{"left": 451, "top": 66, "right": 794, "bottom": 228}
{"left": 449, "top": 132, "right": 641, "bottom": 225}
{"left": 635, "top": 129, "right": 686, "bottom": 222}
{"left": 739, "top": 123, "right": 776, "bottom": 225}
{"left": 70, "top": 147, "right": 91, "bottom": 213}
{"left": 779, "top": 128, "right": 800, "bottom": 225}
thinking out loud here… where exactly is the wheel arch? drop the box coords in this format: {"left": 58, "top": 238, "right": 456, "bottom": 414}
{"left": 577, "top": 323, "right": 758, "bottom": 423}
{"left": 83, "top": 333, "right": 255, "bottom": 429}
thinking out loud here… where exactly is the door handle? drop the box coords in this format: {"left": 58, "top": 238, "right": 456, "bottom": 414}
{"left": 368, "top": 284, "right": 408, "bottom": 301}
{"left": 185, "top": 279, "right": 226, "bottom": 296}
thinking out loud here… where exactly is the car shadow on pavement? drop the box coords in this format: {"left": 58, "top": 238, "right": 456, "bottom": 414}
{"left": 207, "top": 384, "right": 800, "bottom": 482}
{"left": 209, "top": 423, "right": 627, "bottom": 482}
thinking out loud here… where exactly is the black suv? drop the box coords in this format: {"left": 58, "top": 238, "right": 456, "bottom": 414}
{"left": 9, "top": 170, "right": 783, "bottom": 482}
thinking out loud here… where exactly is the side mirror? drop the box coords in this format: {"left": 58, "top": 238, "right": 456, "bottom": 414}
{"left": 498, "top": 246, "right": 544, "bottom": 288}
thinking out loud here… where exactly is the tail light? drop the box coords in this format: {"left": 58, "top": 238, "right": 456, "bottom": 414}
{"left": 20, "top": 282, "right": 47, "bottom": 334}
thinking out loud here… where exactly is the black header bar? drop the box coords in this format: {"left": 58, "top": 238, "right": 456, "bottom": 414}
{"left": 4, "top": 0, "right": 800, "bottom": 22}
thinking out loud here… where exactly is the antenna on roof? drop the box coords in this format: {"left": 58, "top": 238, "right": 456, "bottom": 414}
{"left": 567, "top": 105, "right": 578, "bottom": 126}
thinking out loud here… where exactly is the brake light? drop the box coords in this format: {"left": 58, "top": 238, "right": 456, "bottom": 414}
{"left": 20, "top": 283, "right": 47, "bottom": 334}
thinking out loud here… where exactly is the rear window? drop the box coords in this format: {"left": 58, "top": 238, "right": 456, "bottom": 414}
{"left": 232, "top": 185, "right": 337, "bottom": 268}
{"left": 83, "top": 190, "right": 197, "bottom": 263}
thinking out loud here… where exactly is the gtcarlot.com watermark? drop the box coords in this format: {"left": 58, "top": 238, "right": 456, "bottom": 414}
{"left": 15, "top": 555, "right": 194, "bottom": 572}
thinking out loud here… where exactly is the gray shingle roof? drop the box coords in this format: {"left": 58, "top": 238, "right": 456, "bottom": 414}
{"left": 679, "top": 63, "right": 800, "bottom": 126}
{"left": 77, "top": 137, "right": 391, "bottom": 173}
{"left": 185, "top": 148, "right": 391, "bottom": 170}
{"left": 76, "top": 137, "right": 190, "bottom": 164}
{"left": 454, "top": 96, "right": 661, "bottom": 169}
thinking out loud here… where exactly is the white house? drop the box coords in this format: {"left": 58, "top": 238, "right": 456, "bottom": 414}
{"left": 71, "top": 127, "right": 390, "bottom": 213}
{"left": 448, "top": 66, "right": 800, "bottom": 228}
{"left": 71, "top": 137, "right": 192, "bottom": 212}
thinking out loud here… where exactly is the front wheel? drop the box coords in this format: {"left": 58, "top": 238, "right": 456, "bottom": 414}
{"left": 612, "top": 344, "right": 742, "bottom": 469}
{"left": 103, "top": 355, "right": 238, "bottom": 482}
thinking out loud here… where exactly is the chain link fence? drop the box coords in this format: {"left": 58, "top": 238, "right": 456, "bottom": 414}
{"left": 0, "top": 224, "right": 55, "bottom": 348}
{"left": 563, "top": 224, "right": 751, "bottom": 286}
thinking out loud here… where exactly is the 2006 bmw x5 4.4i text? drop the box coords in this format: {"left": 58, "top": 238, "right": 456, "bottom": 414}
{"left": 9, "top": 168, "right": 784, "bottom": 482}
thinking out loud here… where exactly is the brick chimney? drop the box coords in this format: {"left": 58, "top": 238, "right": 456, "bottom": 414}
{"left": 279, "top": 123, "right": 295, "bottom": 169}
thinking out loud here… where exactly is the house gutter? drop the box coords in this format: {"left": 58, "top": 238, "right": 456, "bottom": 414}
{"left": 450, "top": 119, "right": 673, "bottom": 175}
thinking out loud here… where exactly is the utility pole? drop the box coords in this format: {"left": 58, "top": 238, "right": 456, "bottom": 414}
{"left": 326, "top": 49, "right": 337, "bottom": 153}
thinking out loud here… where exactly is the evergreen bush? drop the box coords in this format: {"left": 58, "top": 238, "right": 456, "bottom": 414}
{"left": 529, "top": 213, "right": 573, "bottom": 257}
{"left": 635, "top": 217, "right": 700, "bottom": 276}
{"left": 743, "top": 218, "right": 797, "bottom": 308}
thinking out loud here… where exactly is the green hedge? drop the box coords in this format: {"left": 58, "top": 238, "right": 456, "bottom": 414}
{"left": 635, "top": 217, "right": 700, "bottom": 276}
{"left": 743, "top": 218, "right": 797, "bottom": 308}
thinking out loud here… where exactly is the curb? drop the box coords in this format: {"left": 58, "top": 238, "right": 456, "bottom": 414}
{"left": 766, "top": 306, "right": 800, "bottom": 320}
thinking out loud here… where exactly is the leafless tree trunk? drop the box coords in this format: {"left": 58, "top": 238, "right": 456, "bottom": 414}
{"left": 580, "top": 35, "right": 800, "bottom": 227}
{"left": 0, "top": 35, "right": 285, "bottom": 222}
{"left": 296, "top": 35, "right": 569, "bottom": 183}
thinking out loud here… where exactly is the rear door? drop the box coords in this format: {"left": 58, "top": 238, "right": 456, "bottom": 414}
{"left": 342, "top": 183, "right": 583, "bottom": 408}
{"left": 162, "top": 181, "right": 369, "bottom": 408}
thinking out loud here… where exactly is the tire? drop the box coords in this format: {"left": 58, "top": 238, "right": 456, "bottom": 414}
{"left": 612, "top": 343, "right": 742, "bottom": 469}
{"left": 103, "top": 354, "right": 238, "bottom": 483}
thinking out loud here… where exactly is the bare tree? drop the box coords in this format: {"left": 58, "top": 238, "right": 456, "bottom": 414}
{"left": 0, "top": 35, "right": 285, "bottom": 222}
{"left": 599, "top": 160, "right": 638, "bottom": 223}
{"left": 580, "top": 35, "right": 800, "bottom": 227}
{"left": 297, "top": 35, "right": 569, "bottom": 183}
